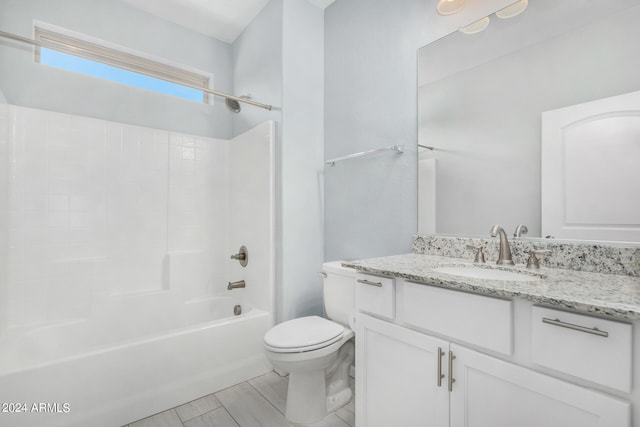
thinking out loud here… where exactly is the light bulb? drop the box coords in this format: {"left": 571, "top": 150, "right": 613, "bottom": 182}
{"left": 437, "top": 0, "right": 465, "bottom": 16}
{"left": 496, "top": 0, "right": 528, "bottom": 19}
{"left": 460, "top": 16, "right": 490, "bottom": 34}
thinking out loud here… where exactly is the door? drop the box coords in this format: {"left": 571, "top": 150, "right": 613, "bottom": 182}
{"left": 355, "top": 313, "right": 449, "bottom": 427}
{"left": 541, "top": 89, "right": 640, "bottom": 241}
{"left": 450, "top": 345, "right": 630, "bottom": 427}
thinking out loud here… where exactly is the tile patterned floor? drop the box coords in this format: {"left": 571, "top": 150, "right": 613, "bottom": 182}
{"left": 124, "top": 372, "right": 355, "bottom": 427}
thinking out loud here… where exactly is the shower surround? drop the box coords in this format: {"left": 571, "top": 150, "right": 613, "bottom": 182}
{"left": 0, "top": 105, "right": 275, "bottom": 427}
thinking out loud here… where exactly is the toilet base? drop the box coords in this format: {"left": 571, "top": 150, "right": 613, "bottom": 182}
{"left": 284, "top": 340, "right": 355, "bottom": 424}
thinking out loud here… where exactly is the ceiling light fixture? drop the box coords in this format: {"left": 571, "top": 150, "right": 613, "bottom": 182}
{"left": 459, "top": 16, "right": 490, "bottom": 34}
{"left": 436, "top": 0, "right": 465, "bottom": 16}
{"left": 496, "top": 0, "right": 528, "bottom": 19}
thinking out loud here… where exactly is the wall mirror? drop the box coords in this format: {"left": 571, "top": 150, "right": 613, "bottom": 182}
{"left": 418, "top": 0, "right": 640, "bottom": 243}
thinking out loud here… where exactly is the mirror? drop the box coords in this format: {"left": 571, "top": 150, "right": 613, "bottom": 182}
{"left": 418, "top": 0, "right": 640, "bottom": 242}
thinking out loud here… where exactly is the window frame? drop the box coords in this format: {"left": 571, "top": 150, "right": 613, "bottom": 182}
{"left": 33, "top": 22, "right": 213, "bottom": 104}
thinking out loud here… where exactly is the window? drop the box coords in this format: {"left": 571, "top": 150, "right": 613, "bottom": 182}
{"left": 34, "top": 24, "right": 212, "bottom": 103}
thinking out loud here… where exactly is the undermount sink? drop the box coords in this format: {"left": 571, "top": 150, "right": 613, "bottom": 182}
{"left": 432, "top": 265, "right": 542, "bottom": 282}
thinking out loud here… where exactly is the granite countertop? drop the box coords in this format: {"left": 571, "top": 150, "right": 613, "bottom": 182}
{"left": 343, "top": 253, "right": 640, "bottom": 321}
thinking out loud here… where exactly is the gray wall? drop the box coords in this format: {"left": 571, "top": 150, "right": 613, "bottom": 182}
{"left": 324, "top": 0, "right": 430, "bottom": 261}
{"left": 0, "top": 0, "right": 233, "bottom": 138}
{"left": 322, "top": 0, "right": 591, "bottom": 259}
{"left": 233, "top": 0, "right": 325, "bottom": 322}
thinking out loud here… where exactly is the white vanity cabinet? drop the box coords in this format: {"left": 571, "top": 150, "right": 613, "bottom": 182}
{"left": 355, "top": 313, "right": 449, "bottom": 427}
{"left": 354, "top": 275, "right": 632, "bottom": 427}
{"left": 451, "top": 345, "right": 630, "bottom": 427}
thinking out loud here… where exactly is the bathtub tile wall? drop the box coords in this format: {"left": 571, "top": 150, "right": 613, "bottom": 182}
{"left": 8, "top": 107, "right": 58, "bottom": 325}
{"left": 6, "top": 108, "right": 114, "bottom": 323}
{"left": 227, "top": 122, "right": 275, "bottom": 312}
{"left": 2, "top": 105, "right": 254, "bottom": 328}
{"left": 107, "top": 123, "right": 169, "bottom": 295}
{"left": 168, "top": 132, "right": 228, "bottom": 298}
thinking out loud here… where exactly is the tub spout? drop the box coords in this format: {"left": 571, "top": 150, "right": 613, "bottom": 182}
{"left": 228, "top": 280, "right": 246, "bottom": 290}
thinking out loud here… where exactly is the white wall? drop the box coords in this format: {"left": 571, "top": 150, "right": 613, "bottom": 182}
{"left": 0, "top": 0, "right": 233, "bottom": 139}
{"left": 233, "top": 0, "right": 324, "bottom": 322}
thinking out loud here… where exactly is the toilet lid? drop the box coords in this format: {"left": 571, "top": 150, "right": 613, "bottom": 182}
{"left": 264, "top": 316, "right": 344, "bottom": 353}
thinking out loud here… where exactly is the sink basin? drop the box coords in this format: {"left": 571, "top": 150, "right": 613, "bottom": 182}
{"left": 432, "top": 265, "right": 541, "bottom": 282}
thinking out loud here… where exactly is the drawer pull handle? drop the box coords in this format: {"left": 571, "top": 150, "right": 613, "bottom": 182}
{"left": 437, "top": 347, "right": 445, "bottom": 387}
{"left": 542, "top": 317, "right": 609, "bottom": 338}
{"left": 357, "top": 279, "right": 383, "bottom": 287}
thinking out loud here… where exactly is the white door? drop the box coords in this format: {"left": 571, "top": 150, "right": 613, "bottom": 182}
{"left": 450, "top": 345, "right": 630, "bottom": 427}
{"left": 355, "top": 313, "right": 449, "bottom": 427}
{"left": 541, "top": 90, "right": 640, "bottom": 241}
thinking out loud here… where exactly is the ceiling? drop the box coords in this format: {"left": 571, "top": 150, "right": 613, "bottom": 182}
{"left": 120, "top": 0, "right": 336, "bottom": 44}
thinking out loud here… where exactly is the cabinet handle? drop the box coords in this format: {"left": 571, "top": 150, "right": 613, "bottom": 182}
{"left": 448, "top": 351, "right": 456, "bottom": 392}
{"left": 357, "top": 279, "right": 383, "bottom": 287}
{"left": 542, "top": 317, "right": 609, "bottom": 338}
{"left": 437, "top": 347, "right": 445, "bottom": 387}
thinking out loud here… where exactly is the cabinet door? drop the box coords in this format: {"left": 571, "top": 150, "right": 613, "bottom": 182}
{"left": 450, "top": 345, "right": 630, "bottom": 427}
{"left": 355, "top": 313, "right": 449, "bottom": 427}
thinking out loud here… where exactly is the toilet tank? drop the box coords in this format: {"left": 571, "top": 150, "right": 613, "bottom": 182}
{"left": 322, "top": 261, "right": 356, "bottom": 327}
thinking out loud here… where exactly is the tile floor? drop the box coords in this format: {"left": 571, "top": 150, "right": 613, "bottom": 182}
{"left": 124, "top": 371, "right": 355, "bottom": 427}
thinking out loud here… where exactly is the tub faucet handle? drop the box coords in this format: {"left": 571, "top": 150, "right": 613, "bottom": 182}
{"left": 466, "top": 244, "right": 486, "bottom": 263}
{"left": 230, "top": 246, "right": 248, "bottom": 267}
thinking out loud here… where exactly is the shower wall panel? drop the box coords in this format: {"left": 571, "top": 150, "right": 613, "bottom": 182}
{"left": 228, "top": 122, "right": 275, "bottom": 313}
{"left": 168, "top": 132, "right": 228, "bottom": 300}
{"left": 106, "top": 123, "right": 169, "bottom": 296}
{"left": 3, "top": 105, "right": 231, "bottom": 328}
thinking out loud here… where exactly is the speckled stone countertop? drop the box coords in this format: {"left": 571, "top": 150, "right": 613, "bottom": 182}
{"left": 343, "top": 253, "right": 640, "bottom": 321}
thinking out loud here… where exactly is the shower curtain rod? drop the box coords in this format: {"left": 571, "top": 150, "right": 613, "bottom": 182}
{"left": 0, "top": 30, "right": 273, "bottom": 111}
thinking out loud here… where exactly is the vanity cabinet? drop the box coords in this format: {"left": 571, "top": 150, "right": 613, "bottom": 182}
{"left": 356, "top": 314, "right": 449, "bottom": 427}
{"left": 354, "top": 276, "right": 632, "bottom": 427}
{"left": 451, "top": 344, "right": 630, "bottom": 427}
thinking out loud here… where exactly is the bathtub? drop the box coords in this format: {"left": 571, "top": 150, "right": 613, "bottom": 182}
{"left": 0, "top": 296, "right": 272, "bottom": 427}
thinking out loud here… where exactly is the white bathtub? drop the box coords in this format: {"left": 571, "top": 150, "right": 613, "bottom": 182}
{"left": 0, "top": 296, "right": 272, "bottom": 427}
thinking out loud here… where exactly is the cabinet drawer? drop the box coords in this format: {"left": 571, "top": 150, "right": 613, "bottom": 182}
{"left": 531, "top": 306, "right": 632, "bottom": 393}
{"left": 402, "top": 282, "right": 513, "bottom": 355}
{"left": 355, "top": 274, "right": 394, "bottom": 320}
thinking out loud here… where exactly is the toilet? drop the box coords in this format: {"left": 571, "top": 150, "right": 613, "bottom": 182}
{"left": 264, "top": 261, "right": 355, "bottom": 424}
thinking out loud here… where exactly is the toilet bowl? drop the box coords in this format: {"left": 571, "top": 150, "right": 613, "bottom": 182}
{"left": 263, "top": 261, "right": 355, "bottom": 424}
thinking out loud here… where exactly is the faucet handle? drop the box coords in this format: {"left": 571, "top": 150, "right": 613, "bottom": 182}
{"left": 230, "top": 246, "right": 248, "bottom": 267}
{"left": 466, "top": 244, "right": 486, "bottom": 263}
{"left": 526, "top": 249, "right": 552, "bottom": 269}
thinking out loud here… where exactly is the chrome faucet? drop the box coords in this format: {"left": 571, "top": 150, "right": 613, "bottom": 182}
{"left": 490, "top": 225, "right": 514, "bottom": 265}
{"left": 227, "top": 280, "right": 246, "bottom": 290}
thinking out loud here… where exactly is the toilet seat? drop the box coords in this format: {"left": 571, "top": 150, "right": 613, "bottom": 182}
{"left": 264, "top": 316, "right": 344, "bottom": 353}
